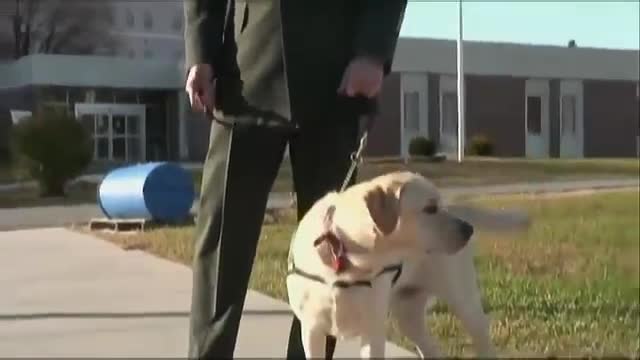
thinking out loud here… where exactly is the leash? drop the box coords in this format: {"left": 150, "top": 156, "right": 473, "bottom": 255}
{"left": 339, "top": 97, "right": 378, "bottom": 192}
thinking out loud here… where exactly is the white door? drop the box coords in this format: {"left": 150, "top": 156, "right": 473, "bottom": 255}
{"left": 401, "top": 73, "right": 429, "bottom": 157}
{"left": 75, "top": 103, "right": 146, "bottom": 162}
{"left": 525, "top": 79, "right": 550, "bottom": 158}
{"left": 559, "top": 80, "right": 584, "bottom": 158}
{"left": 439, "top": 75, "right": 459, "bottom": 157}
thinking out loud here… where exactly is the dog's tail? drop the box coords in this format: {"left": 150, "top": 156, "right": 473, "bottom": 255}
{"left": 447, "top": 205, "right": 531, "bottom": 234}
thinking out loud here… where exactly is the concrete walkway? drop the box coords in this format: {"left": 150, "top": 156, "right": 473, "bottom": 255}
{"left": 1, "top": 177, "right": 637, "bottom": 231}
{"left": 0, "top": 228, "right": 413, "bottom": 358}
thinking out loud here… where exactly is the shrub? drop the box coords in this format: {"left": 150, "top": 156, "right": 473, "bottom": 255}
{"left": 10, "top": 108, "right": 93, "bottom": 197}
{"left": 468, "top": 134, "right": 494, "bottom": 156}
{"left": 408, "top": 136, "right": 437, "bottom": 157}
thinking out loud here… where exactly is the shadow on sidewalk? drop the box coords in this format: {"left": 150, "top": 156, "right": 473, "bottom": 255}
{"left": 0, "top": 309, "right": 293, "bottom": 321}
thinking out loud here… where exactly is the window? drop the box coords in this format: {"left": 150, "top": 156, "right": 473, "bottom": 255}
{"left": 441, "top": 92, "right": 458, "bottom": 134}
{"left": 172, "top": 13, "right": 183, "bottom": 32}
{"left": 143, "top": 49, "right": 153, "bottom": 59}
{"left": 68, "top": 88, "right": 88, "bottom": 107}
{"left": 125, "top": 115, "right": 143, "bottom": 161}
{"left": 94, "top": 88, "right": 114, "bottom": 103}
{"left": 105, "top": 10, "right": 115, "bottom": 26}
{"left": 526, "top": 96, "right": 542, "bottom": 134}
{"left": 143, "top": 10, "right": 153, "bottom": 30}
{"left": 403, "top": 91, "right": 420, "bottom": 131}
{"left": 561, "top": 95, "right": 576, "bottom": 135}
{"left": 40, "top": 86, "right": 70, "bottom": 114}
{"left": 125, "top": 8, "right": 135, "bottom": 28}
{"left": 95, "top": 114, "right": 111, "bottom": 160}
{"left": 41, "top": 86, "right": 68, "bottom": 103}
{"left": 174, "top": 49, "right": 184, "bottom": 61}
{"left": 114, "top": 90, "right": 138, "bottom": 103}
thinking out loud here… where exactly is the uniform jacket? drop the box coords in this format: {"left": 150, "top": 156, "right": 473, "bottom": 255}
{"left": 184, "top": 0, "right": 407, "bottom": 127}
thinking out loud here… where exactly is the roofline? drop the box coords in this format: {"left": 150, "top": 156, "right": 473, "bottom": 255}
{"left": 0, "top": 37, "right": 638, "bottom": 90}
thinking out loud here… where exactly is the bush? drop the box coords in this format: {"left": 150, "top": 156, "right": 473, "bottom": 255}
{"left": 10, "top": 109, "right": 93, "bottom": 197}
{"left": 408, "top": 136, "right": 437, "bottom": 157}
{"left": 468, "top": 134, "right": 494, "bottom": 156}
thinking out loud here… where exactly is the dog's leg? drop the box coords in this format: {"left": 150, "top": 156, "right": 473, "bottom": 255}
{"left": 391, "top": 292, "right": 443, "bottom": 358}
{"left": 301, "top": 323, "right": 326, "bottom": 359}
{"left": 436, "top": 251, "right": 496, "bottom": 357}
{"left": 359, "top": 282, "right": 393, "bottom": 359}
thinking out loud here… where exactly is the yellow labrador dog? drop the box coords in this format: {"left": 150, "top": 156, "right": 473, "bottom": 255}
{"left": 286, "top": 171, "right": 528, "bottom": 359}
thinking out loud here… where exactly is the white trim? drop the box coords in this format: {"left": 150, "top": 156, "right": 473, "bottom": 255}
{"left": 0, "top": 54, "right": 184, "bottom": 89}
{"left": 10, "top": 110, "right": 32, "bottom": 125}
{"left": 439, "top": 74, "right": 459, "bottom": 157}
{"left": 524, "top": 79, "right": 551, "bottom": 158}
{"left": 559, "top": 80, "right": 585, "bottom": 158}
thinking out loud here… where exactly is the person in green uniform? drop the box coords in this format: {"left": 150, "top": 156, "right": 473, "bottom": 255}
{"left": 183, "top": 0, "right": 407, "bottom": 358}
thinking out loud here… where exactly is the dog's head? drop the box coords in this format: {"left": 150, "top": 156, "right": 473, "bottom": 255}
{"left": 361, "top": 173, "right": 473, "bottom": 256}
{"left": 321, "top": 172, "right": 473, "bottom": 261}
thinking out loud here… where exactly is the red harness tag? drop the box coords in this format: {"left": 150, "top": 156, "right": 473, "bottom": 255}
{"left": 315, "top": 205, "right": 350, "bottom": 273}
{"left": 329, "top": 235, "right": 349, "bottom": 273}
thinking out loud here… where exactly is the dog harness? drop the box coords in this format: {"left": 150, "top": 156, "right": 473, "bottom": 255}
{"left": 288, "top": 257, "right": 403, "bottom": 289}
{"left": 287, "top": 205, "right": 404, "bottom": 289}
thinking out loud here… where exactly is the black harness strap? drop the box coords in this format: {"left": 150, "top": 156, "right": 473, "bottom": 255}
{"left": 288, "top": 261, "right": 403, "bottom": 289}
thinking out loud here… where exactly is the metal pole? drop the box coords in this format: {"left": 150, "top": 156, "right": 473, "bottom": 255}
{"left": 456, "top": 0, "right": 465, "bottom": 163}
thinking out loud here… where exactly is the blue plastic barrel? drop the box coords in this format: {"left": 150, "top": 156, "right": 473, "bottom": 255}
{"left": 98, "top": 162, "right": 195, "bottom": 221}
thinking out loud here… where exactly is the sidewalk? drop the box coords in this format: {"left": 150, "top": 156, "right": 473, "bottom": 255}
{"left": 0, "top": 228, "right": 413, "bottom": 358}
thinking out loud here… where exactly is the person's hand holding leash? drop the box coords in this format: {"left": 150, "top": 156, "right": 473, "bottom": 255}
{"left": 185, "top": 64, "right": 216, "bottom": 113}
{"left": 338, "top": 56, "right": 384, "bottom": 99}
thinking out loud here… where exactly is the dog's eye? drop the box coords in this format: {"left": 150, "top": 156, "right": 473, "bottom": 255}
{"left": 423, "top": 204, "right": 438, "bottom": 214}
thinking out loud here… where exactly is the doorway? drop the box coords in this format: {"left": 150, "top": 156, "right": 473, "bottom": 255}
{"left": 525, "top": 79, "right": 550, "bottom": 158}
{"left": 74, "top": 103, "right": 146, "bottom": 162}
{"left": 401, "top": 73, "right": 429, "bottom": 158}
{"left": 559, "top": 80, "right": 584, "bottom": 158}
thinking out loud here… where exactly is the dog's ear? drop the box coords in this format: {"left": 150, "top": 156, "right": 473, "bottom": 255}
{"left": 364, "top": 185, "right": 399, "bottom": 236}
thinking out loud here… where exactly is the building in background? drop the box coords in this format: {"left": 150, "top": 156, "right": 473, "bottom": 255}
{"left": 1, "top": 3, "right": 638, "bottom": 165}
{"left": 105, "top": 0, "right": 184, "bottom": 62}
{"left": 368, "top": 38, "right": 639, "bottom": 159}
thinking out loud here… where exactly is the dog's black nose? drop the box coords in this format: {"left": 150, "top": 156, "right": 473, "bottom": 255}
{"left": 458, "top": 219, "right": 474, "bottom": 240}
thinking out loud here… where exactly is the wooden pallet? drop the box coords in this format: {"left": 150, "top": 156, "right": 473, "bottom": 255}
{"left": 88, "top": 216, "right": 194, "bottom": 233}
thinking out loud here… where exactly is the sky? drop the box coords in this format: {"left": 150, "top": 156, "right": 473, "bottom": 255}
{"left": 399, "top": 1, "right": 640, "bottom": 50}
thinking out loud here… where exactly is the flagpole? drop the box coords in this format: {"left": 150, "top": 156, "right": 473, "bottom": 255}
{"left": 456, "top": 0, "right": 465, "bottom": 163}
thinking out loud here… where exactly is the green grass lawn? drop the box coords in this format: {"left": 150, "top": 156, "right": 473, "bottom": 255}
{"left": 191, "top": 157, "right": 640, "bottom": 193}
{"left": 92, "top": 189, "right": 639, "bottom": 357}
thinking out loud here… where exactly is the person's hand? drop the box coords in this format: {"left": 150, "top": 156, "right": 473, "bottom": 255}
{"left": 338, "top": 56, "right": 384, "bottom": 98}
{"left": 185, "top": 64, "right": 215, "bottom": 113}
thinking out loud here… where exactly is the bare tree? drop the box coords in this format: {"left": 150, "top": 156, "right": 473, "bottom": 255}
{"left": 1, "top": 0, "right": 119, "bottom": 59}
